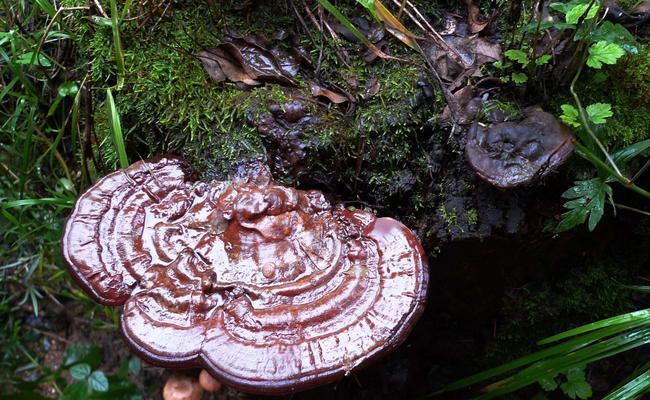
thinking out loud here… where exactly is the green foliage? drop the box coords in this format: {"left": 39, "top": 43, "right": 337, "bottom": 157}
{"left": 585, "top": 103, "right": 613, "bottom": 124}
{"left": 445, "top": 308, "right": 650, "bottom": 399}
{"left": 539, "top": 367, "right": 593, "bottom": 399}
{"left": 510, "top": 72, "right": 528, "bottom": 84}
{"left": 587, "top": 41, "right": 625, "bottom": 69}
{"left": 560, "top": 367, "right": 593, "bottom": 399}
{"left": 557, "top": 178, "right": 612, "bottom": 232}
{"left": 560, "top": 104, "right": 581, "bottom": 127}
{"left": 505, "top": 49, "right": 529, "bottom": 65}
{"left": 564, "top": 3, "right": 598, "bottom": 24}
{"left": 106, "top": 89, "right": 128, "bottom": 169}
{"left": 576, "top": 21, "right": 637, "bottom": 54}
{"left": 560, "top": 103, "right": 613, "bottom": 127}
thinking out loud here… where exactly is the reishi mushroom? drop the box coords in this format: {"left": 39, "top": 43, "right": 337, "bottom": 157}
{"left": 61, "top": 156, "right": 428, "bottom": 395}
{"left": 465, "top": 108, "right": 575, "bottom": 188}
{"left": 199, "top": 369, "right": 222, "bottom": 393}
{"left": 163, "top": 375, "right": 202, "bottom": 400}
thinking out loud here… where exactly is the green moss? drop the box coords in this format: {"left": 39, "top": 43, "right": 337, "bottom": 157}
{"left": 76, "top": 4, "right": 276, "bottom": 172}
{"left": 484, "top": 239, "right": 650, "bottom": 365}
{"left": 466, "top": 209, "right": 478, "bottom": 226}
{"left": 565, "top": 43, "right": 650, "bottom": 148}
{"left": 439, "top": 204, "right": 459, "bottom": 227}
{"left": 70, "top": 0, "right": 443, "bottom": 190}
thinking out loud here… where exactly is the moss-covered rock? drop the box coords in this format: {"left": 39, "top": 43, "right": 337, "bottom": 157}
{"left": 70, "top": 0, "right": 444, "bottom": 206}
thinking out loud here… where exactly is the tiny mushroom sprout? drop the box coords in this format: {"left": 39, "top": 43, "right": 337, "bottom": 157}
{"left": 61, "top": 156, "right": 429, "bottom": 395}
{"left": 163, "top": 375, "right": 203, "bottom": 400}
{"left": 465, "top": 107, "right": 575, "bottom": 188}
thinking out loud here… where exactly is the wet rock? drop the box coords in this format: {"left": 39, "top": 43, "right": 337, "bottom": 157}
{"left": 249, "top": 101, "right": 318, "bottom": 179}
{"left": 24, "top": 313, "right": 67, "bottom": 332}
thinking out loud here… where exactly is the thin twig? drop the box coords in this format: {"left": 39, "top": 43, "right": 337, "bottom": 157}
{"left": 570, "top": 52, "right": 623, "bottom": 177}
{"left": 92, "top": 0, "right": 109, "bottom": 18}
{"left": 632, "top": 160, "right": 650, "bottom": 182}
{"left": 616, "top": 203, "right": 650, "bottom": 217}
{"left": 35, "top": 6, "right": 89, "bottom": 60}
{"left": 575, "top": 142, "right": 650, "bottom": 198}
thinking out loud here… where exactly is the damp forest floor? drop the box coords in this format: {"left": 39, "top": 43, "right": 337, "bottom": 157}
{"left": 2, "top": 0, "right": 650, "bottom": 399}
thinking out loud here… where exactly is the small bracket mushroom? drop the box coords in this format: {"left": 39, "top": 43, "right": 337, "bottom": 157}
{"left": 465, "top": 108, "right": 575, "bottom": 188}
{"left": 61, "top": 156, "right": 429, "bottom": 395}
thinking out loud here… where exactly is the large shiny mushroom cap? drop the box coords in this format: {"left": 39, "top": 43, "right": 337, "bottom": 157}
{"left": 61, "top": 156, "right": 428, "bottom": 395}
{"left": 465, "top": 108, "right": 575, "bottom": 188}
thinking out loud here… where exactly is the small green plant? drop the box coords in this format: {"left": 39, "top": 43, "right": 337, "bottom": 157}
{"left": 494, "top": 49, "right": 551, "bottom": 84}
{"left": 539, "top": 366, "right": 593, "bottom": 399}
{"left": 543, "top": 0, "right": 650, "bottom": 232}
{"left": 8, "top": 343, "right": 143, "bottom": 400}
{"left": 442, "top": 308, "right": 650, "bottom": 399}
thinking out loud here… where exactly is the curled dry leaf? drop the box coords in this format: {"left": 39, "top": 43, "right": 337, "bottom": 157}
{"left": 441, "top": 85, "right": 477, "bottom": 124}
{"left": 466, "top": 0, "right": 489, "bottom": 33}
{"left": 419, "top": 35, "right": 501, "bottom": 83}
{"left": 197, "top": 32, "right": 301, "bottom": 88}
{"left": 310, "top": 82, "right": 352, "bottom": 104}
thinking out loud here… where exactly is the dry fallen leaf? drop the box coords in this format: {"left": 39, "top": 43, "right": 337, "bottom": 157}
{"left": 364, "top": 76, "right": 381, "bottom": 98}
{"left": 310, "top": 83, "right": 351, "bottom": 104}
{"left": 466, "top": 0, "right": 489, "bottom": 33}
{"left": 197, "top": 32, "right": 300, "bottom": 88}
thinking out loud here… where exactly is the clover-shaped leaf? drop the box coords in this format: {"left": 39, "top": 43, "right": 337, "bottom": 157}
{"left": 560, "top": 104, "right": 581, "bottom": 127}
{"left": 558, "top": 179, "right": 612, "bottom": 232}
{"left": 505, "top": 49, "right": 529, "bottom": 65}
{"left": 586, "top": 103, "right": 613, "bottom": 124}
{"left": 587, "top": 41, "right": 625, "bottom": 69}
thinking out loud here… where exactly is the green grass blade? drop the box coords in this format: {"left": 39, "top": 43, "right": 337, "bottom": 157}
{"left": 2, "top": 198, "right": 74, "bottom": 209}
{"left": 478, "top": 327, "right": 650, "bottom": 399}
{"left": 109, "top": 0, "right": 125, "bottom": 88}
{"left": 442, "top": 319, "right": 645, "bottom": 391}
{"left": 316, "top": 0, "right": 391, "bottom": 59}
{"left": 106, "top": 88, "right": 128, "bottom": 169}
{"left": 604, "top": 362, "right": 650, "bottom": 400}
{"left": 34, "top": 0, "right": 57, "bottom": 18}
{"left": 120, "top": 0, "right": 135, "bottom": 21}
{"left": 539, "top": 308, "right": 650, "bottom": 344}
{"left": 621, "top": 284, "right": 650, "bottom": 293}
{"left": 611, "top": 139, "right": 650, "bottom": 167}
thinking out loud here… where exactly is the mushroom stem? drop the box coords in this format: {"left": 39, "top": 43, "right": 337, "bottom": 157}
{"left": 163, "top": 375, "right": 203, "bottom": 400}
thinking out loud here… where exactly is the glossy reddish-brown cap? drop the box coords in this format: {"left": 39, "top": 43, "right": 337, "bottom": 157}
{"left": 61, "top": 156, "right": 428, "bottom": 395}
{"left": 465, "top": 108, "right": 575, "bottom": 188}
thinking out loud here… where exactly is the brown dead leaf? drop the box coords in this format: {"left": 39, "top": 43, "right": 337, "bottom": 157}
{"left": 441, "top": 85, "right": 485, "bottom": 125}
{"left": 374, "top": 0, "right": 416, "bottom": 48}
{"left": 198, "top": 32, "right": 301, "bottom": 88}
{"left": 364, "top": 76, "right": 381, "bottom": 98}
{"left": 310, "top": 83, "right": 351, "bottom": 104}
{"left": 419, "top": 35, "right": 501, "bottom": 83}
{"left": 466, "top": 0, "right": 489, "bottom": 33}
{"left": 197, "top": 49, "right": 261, "bottom": 87}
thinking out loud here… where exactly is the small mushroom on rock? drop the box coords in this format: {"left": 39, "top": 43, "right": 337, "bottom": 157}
{"left": 62, "top": 156, "right": 428, "bottom": 395}
{"left": 199, "top": 369, "right": 222, "bottom": 392}
{"left": 163, "top": 375, "right": 203, "bottom": 400}
{"left": 465, "top": 107, "right": 575, "bottom": 188}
